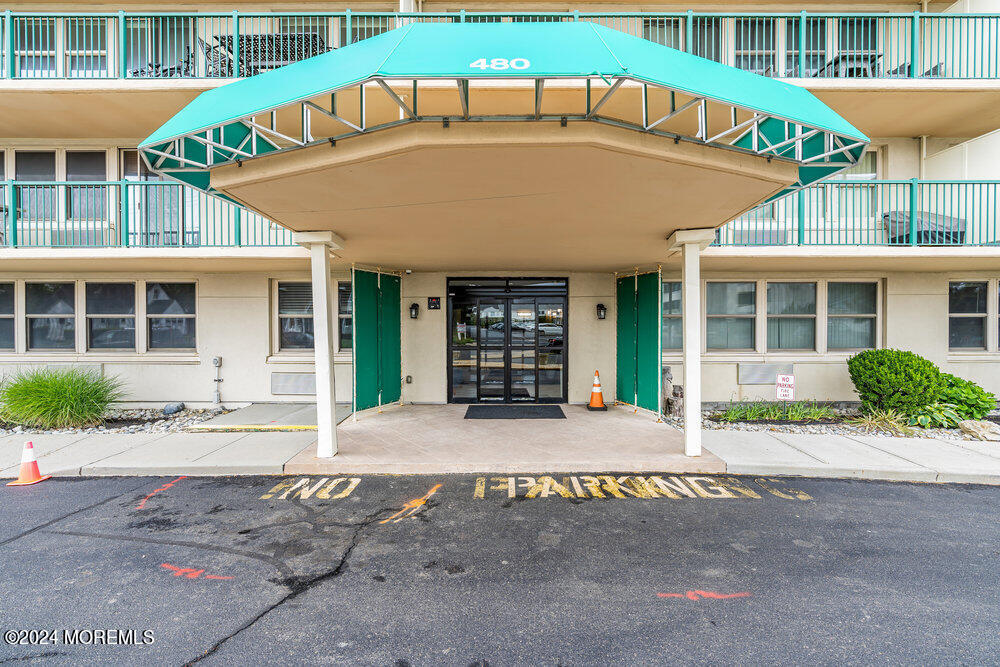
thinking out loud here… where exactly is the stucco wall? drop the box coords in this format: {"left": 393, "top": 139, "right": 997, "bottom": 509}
{"left": 2, "top": 268, "right": 998, "bottom": 408}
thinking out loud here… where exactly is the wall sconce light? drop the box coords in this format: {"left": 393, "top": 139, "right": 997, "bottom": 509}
{"left": 596, "top": 303, "right": 607, "bottom": 320}
{"left": 409, "top": 303, "right": 420, "bottom": 319}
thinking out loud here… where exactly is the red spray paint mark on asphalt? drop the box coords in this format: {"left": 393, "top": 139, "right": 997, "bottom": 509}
{"left": 136, "top": 476, "right": 187, "bottom": 510}
{"left": 160, "top": 563, "right": 233, "bottom": 580}
{"left": 658, "top": 590, "right": 751, "bottom": 600}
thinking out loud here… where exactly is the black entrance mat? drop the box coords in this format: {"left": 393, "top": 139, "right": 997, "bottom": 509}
{"left": 464, "top": 405, "right": 566, "bottom": 420}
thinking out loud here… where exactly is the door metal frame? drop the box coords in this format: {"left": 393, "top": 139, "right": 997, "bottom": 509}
{"left": 446, "top": 277, "right": 568, "bottom": 404}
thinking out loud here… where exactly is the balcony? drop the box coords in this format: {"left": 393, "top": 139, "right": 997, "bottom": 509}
{"left": 0, "top": 11, "right": 997, "bottom": 81}
{"left": 0, "top": 180, "right": 997, "bottom": 251}
{"left": 718, "top": 179, "right": 1000, "bottom": 246}
{"left": 0, "top": 181, "right": 292, "bottom": 248}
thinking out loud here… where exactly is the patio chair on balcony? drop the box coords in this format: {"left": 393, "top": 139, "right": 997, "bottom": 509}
{"left": 885, "top": 62, "right": 946, "bottom": 78}
{"left": 130, "top": 48, "right": 194, "bottom": 78}
{"left": 883, "top": 210, "right": 966, "bottom": 245}
{"left": 198, "top": 38, "right": 236, "bottom": 77}
{"left": 813, "top": 52, "right": 883, "bottom": 78}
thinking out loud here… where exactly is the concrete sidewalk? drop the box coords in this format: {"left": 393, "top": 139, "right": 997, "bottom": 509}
{"left": 702, "top": 429, "right": 1000, "bottom": 484}
{"left": 2, "top": 410, "right": 1000, "bottom": 483}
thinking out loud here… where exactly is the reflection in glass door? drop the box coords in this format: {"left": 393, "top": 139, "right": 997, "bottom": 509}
{"left": 447, "top": 278, "right": 567, "bottom": 403}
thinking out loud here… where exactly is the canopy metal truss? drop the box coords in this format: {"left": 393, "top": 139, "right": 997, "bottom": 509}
{"left": 141, "top": 74, "right": 866, "bottom": 200}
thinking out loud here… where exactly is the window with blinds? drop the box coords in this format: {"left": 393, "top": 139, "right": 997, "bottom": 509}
{"left": 277, "top": 282, "right": 313, "bottom": 350}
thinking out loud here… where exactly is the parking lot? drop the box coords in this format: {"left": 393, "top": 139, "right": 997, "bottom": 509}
{"left": 2, "top": 473, "right": 999, "bottom": 664}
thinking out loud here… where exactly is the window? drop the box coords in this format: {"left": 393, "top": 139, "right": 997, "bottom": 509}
{"left": 340, "top": 17, "right": 388, "bottom": 46}
{"left": 26, "top": 282, "right": 75, "bottom": 350}
{"left": 706, "top": 282, "right": 755, "bottom": 350}
{"left": 146, "top": 282, "right": 196, "bottom": 349}
{"left": 949, "top": 281, "right": 987, "bottom": 349}
{"left": 15, "top": 151, "right": 56, "bottom": 223}
{"left": 767, "top": 282, "right": 817, "bottom": 350}
{"left": 15, "top": 18, "right": 57, "bottom": 77}
{"left": 65, "top": 17, "right": 109, "bottom": 77}
{"left": 277, "top": 282, "right": 314, "bottom": 350}
{"left": 690, "top": 18, "right": 723, "bottom": 62}
{"left": 642, "top": 19, "right": 682, "bottom": 49}
{"left": 86, "top": 283, "right": 135, "bottom": 350}
{"left": 66, "top": 151, "right": 107, "bottom": 222}
{"left": 338, "top": 282, "right": 353, "bottom": 350}
{"left": 734, "top": 18, "right": 775, "bottom": 75}
{"left": 662, "top": 281, "right": 682, "bottom": 350}
{"left": 828, "top": 282, "right": 877, "bottom": 350}
{"left": 785, "top": 18, "right": 826, "bottom": 76}
{"left": 0, "top": 283, "right": 13, "bottom": 350}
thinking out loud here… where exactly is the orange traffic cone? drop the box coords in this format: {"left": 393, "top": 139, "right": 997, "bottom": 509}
{"left": 7, "top": 441, "right": 51, "bottom": 486}
{"left": 588, "top": 371, "right": 607, "bottom": 411}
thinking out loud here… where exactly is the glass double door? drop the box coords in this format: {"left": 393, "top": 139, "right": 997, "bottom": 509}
{"left": 449, "top": 294, "right": 566, "bottom": 403}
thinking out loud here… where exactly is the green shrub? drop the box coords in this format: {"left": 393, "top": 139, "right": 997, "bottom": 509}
{"left": 938, "top": 373, "right": 996, "bottom": 420}
{"left": 0, "top": 368, "right": 124, "bottom": 429}
{"left": 847, "top": 349, "right": 944, "bottom": 414}
{"left": 715, "top": 400, "right": 836, "bottom": 422}
{"left": 907, "top": 403, "right": 962, "bottom": 429}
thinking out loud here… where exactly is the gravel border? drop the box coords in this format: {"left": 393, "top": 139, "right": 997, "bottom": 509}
{"left": 658, "top": 410, "right": 993, "bottom": 441}
{"left": 0, "top": 408, "right": 232, "bottom": 436}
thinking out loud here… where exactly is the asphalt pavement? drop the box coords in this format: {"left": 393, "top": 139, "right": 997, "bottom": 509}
{"left": 1, "top": 473, "right": 999, "bottom": 665}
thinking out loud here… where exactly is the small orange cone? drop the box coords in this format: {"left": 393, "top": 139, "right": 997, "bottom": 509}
{"left": 7, "top": 441, "right": 51, "bottom": 486}
{"left": 588, "top": 370, "right": 607, "bottom": 411}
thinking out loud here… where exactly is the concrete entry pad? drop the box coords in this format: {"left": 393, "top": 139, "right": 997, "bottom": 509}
{"left": 284, "top": 404, "right": 724, "bottom": 475}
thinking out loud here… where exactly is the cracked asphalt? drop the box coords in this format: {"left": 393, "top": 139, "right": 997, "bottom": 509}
{"left": 1, "top": 473, "right": 999, "bottom": 665}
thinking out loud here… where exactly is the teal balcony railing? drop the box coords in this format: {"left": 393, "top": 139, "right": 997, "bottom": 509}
{"left": 717, "top": 179, "right": 1000, "bottom": 246}
{"left": 1, "top": 179, "right": 997, "bottom": 250}
{"left": 0, "top": 11, "right": 997, "bottom": 80}
{"left": 0, "top": 181, "right": 293, "bottom": 248}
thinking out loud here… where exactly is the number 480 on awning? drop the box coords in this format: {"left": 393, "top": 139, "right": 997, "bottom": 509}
{"left": 469, "top": 58, "right": 531, "bottom": 70}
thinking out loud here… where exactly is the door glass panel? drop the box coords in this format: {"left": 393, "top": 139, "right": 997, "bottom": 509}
{"left": 510, "top": 349, "right": 535, "bottom": 401}
{"left": 451, "top": 349, "right": 477, "bottom": 400}
{"left": 479, "top": 350, "right": 505, "bottom": 401}
{"left": 451, "top": 302, "right": 477, "bottom": 346}
{"left": 538, "top": 350, "right": 564, "bottom": 399}
{"left": 536, "top": 302, "right": 564, "bottom": 348}
{"left": 479, "top": 301, "right": 505, "bottom": 346}
{"left": 510, "top": 298, "right": 536, "bottom": 347}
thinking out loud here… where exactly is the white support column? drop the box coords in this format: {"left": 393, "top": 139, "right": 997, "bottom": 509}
{"left": 667, "top": 229, "right": 715, "bottom": 457}
{"left": 294, "top": 231, "right": 345, "bottom": 458}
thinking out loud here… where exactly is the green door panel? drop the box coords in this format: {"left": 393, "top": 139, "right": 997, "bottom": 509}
{"left": 636, "top": 272, "right": 661, "bottom": 413}
{"left": 616, "top": 276, "right": 637, "bottom": 405}
{"left": 378, "top": 274, "right": 402, "bottom": 405}
{"left": 353, "top": 269, "right": 380, "bottom": 412}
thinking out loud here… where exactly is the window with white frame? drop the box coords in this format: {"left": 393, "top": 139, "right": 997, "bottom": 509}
{"left": 706, "top": 282, "right": 756, "bottom": 350}
{"left": 0, "top": 283, "right": 14, "bottom": 351}
{"left": 767, "top": 282, "right": 817, "bottom": 350}
{"left": 828, "top": 282, "right": 877, "bottom": 350}
{"left": 146, "top": 282, "right": 196, "bottom": 349}
{"left": 86, "top": 283, "right": 136, "bottom": 350}
{"left": 642, "top": 19, "right": 682, "bottom": 49}
{"left": 338, "top": 282, "right": 353, "bottom": 350}
{"left": 277, "top": 282, "right": 314, "bottom": 350}
{"left": 734, "top": 18, "right": 776, "bottom": 75}
{"left": 662, "top": 281, "right": 682, "bottom": 350}
{"left": 785, "top": 17, "right": 826, "bottom": 76}
{"left": 949, "top": 281, "right": 987, "bottom": 349}
{"left": 26, "top": 282, "right": 75, "bottom": 350}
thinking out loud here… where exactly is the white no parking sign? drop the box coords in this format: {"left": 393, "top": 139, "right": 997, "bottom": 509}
{"left": 776, "top": 374, "right": 795, "bottom": 400}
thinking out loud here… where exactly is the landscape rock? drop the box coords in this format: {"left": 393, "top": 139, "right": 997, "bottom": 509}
{"left": 163, "top": 402, "right": 185, "bottom": 415}
{"left": 958, "top": 420, "right": 1000, "bottom": 441}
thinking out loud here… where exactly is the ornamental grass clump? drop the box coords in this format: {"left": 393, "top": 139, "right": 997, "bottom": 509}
{"left": 0, "top": 368, "right": 124, "bottom": 429}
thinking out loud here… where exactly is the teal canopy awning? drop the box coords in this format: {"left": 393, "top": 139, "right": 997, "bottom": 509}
{"left": 141, "top": 21, "right": 868, "bottom": 198}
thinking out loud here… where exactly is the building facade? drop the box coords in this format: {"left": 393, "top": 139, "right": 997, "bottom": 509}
{"left": 2, "top": 3, "right": 999, "bottom": 425}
